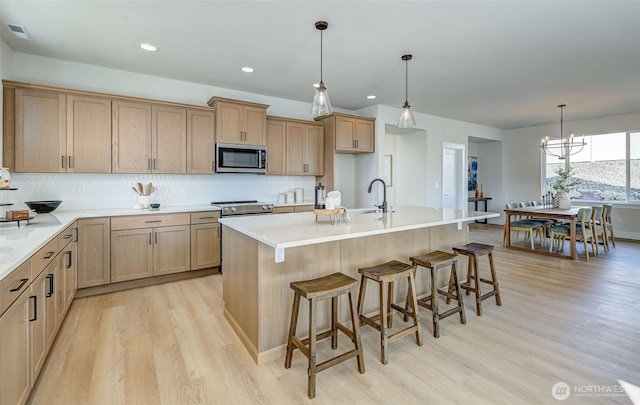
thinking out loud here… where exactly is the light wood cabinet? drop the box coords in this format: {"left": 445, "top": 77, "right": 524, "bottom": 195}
{"left": 14, "top": 88, "right": 66, "bottom": 172}
{"left": 266, "top": 118, "right": 286, "bottom": 175}
{"left": 190, "top": 211, "right": 221, "bottom": 270}
{"left": 42, "top": 260, "right": 58, "bottom": 353}
{"left": 0, "top": 288, "right": 31, "bottom": 405}
{"left": 187, "top": 109, "right": 216, "bottom": 174}
{"left": 273, "top": 206, "right": 295, "bottom": 214}
{"left": 66, "top": 95, "right": 112, "bottom": 173}
{"left": 113, "top": 102, "right": 186, "bottom": 173}
{"left": 111, "top": 214, "right": 191, "bottom": 282}
{"left": 317, "top": 113, "right": 375, "bottom": 153}
{"left": 294, "top": 205, "right": 314, "bottom": 213}
{"left": 285, "top": 122, "right": 324, "bottom": 175}
{"left": 30, "top": 271, "right": 47, "bottom": 381}
{"left": 78, "top": 218, "right": 111, "bottom": 288}
{"left": 273, "top": 205, "right": 314, "bottom": 214}
{"left": 208, "top": 97, "right": 269, "bottom": 146}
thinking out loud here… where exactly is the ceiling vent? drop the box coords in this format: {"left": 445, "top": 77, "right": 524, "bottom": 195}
{"left": 3, "top": 23, "right": 31, "bottom": 40}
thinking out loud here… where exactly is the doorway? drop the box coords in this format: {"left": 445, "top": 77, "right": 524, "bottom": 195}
{"left": 442, "top": 142, "right": 466, "bottom": 210}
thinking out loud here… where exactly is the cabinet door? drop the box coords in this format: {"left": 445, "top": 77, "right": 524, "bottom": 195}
{"left": 66, "top": 95, "right": 112, "bottom": 173}
{"left": 111, "top": 229, "right": 154, "bottom": 282}
{"left": 62, "top": 242, "right": 77, "bottom": 311}
{"left": 216, "top": 102, "right": 243, "bottom": 143}
{"left": 30, "top": 273, "right": 47, "bottom": 381}
{"left": 285, "top": 122, "right": 306, "bottom": 175}
{"left": 334, "top": 116, "right": 355, "bottom": 152}
{"left": 187, "top": 109, "right": 215, "bottom": 174}
{"left": 305, "top": 125, "right": 324, "bottom": 175}
{"left": 152, "top": 105, "right": 186, "bottom": 173}
{"left": 266, "top": 119, "right": 285, "bottom": 175}
{"left": 0, "top": 289, "right": 30, "bottom": 405}
{"left": 112, "top": 101, "right": 152, "bottom": 173}
{"left": 14, "top": 88, "right": 66, "bottom": 173}
{"left": 55, "top": 252, "right": 67, "bottom": 324}
{"left": 190, "top": 223, "right": 220, "bottom": 270}
{"left": 243, "top": 105, "right": 266, "bottom": 145}
{"left": 43, "top": 261, "right": 58, "bottom": 351}
{"left": 154, "top": 226, "right": 191, "bottom": 276}
{"left": 355, "top": 119, "right": 374, "bottom": 152}
{"left": 273, "top": 207, "right": 295, "bottom": 214}
{"left": 78, "top": 218, "right": 111, "bottom": 288}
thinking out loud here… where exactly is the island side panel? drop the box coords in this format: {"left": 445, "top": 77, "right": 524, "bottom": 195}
{"left": 257, "top": 240, "right": 342, "bottom": 357}
{"left": 222, "top": 227, "right": 260, "bottom": 360}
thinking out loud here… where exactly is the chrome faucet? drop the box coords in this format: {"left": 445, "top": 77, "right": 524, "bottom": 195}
{"left": 367, "top": 178, "right": 388, "bottom": 213}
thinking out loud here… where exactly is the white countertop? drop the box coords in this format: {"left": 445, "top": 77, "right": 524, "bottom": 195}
{"left": 219, "top": 205, "right": 500, "bottom": 262}
{"left": 0, "top": 204, "right": 220, "bottom": 281}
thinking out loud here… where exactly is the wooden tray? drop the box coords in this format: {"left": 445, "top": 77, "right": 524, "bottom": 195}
{"left": 0, "top": 216, "right": 33, "bottom": 227}
{"left": 314, "top": 208, "right": 345, "bottom": 224}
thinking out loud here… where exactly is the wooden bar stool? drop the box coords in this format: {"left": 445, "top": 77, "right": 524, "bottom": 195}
{"left": 357, "top": 260, "right": 422, "bottom": 365}
{"left": 284, "top": 272, "right": 365, "bottom": 399}
{"left": 408, "top": 251, "right": 466, "bottom": 338}
{"left": 452, "top": 243, "right": 501, "bottom": 316}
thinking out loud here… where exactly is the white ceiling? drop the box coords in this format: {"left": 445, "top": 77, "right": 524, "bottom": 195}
{"left": 2, "top": 0, "right": 640, "bottom": 130}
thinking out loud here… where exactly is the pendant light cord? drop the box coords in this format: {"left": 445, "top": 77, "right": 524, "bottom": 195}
{"left": 320, "top": 29, "right": 323, "bottom": 84}
{"left": 405, "top": 57, "right": 408, "bottom": 103}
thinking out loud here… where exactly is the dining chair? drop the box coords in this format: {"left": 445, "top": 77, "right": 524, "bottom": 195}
{"left": 590, "top": 205, "right": 609, "bottom": 254}
{"left": 504, "top": 203, "right": 544, "bottom": 249}
{"left": 548, "top": 207, "right": 595, "bottom": 260}
{"left": 602, "top": 204, "right": 616, "bottom": 247}
{"left": 521, "top": 201, "right": 555, "bottom": 245}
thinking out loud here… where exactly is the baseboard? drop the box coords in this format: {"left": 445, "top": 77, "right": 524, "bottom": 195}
{"left": 223, "top": 308, "right": 260, "bottom": 364}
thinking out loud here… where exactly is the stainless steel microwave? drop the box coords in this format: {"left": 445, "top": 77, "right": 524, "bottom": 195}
{"left": 215, "top": 143, "right": 267, "bottom": 174}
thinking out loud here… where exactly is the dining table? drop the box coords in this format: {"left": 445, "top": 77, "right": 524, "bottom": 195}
{"left": 503, "top": 206, "right": 581, "bottom": 260}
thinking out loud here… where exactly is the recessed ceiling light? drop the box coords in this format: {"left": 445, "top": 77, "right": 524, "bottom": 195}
{"left": 139, "top": 43, "right": 157, "bottom": 52}
{"left": 241, "top": 67, "right": 255, "bottom": 73}
{"left": 312, "top": 83, "right": 320, "bottom": 88}
{"left": 366, "top": 95, "right": 377, "bottom": 100}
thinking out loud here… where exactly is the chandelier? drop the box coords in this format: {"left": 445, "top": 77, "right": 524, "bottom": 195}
{"left": 539, "top": 104, "right": 586, "bottom": 160}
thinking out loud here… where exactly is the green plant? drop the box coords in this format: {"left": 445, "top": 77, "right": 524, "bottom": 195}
{"left": 552, "top": 166, "right": 579, "bottom": 193}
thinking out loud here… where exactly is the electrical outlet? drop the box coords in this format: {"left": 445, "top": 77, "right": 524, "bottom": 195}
{"left": 615, "top": 216, "right": 622, "bottom": 224}
{"left": 77, "top": 184, "right": 86, "bottom": 195}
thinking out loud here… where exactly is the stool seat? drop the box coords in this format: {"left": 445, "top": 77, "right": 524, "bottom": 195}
{"left": 451, "top": 243, "right": 501, "bottom": 316}
{"left": 285, "top": 272, "right": 365, "bottom": 399}
{"left": 357, "top": 260, "right": 422, "bottom": 364}
{"left": 410, "top": 251, "right": 458, "bottom": 268}
{"left": 408, "top": 251, "right": 465, "bottom": 338}
{"left": 291, "top": 272, "right": 358, "bottom": 299}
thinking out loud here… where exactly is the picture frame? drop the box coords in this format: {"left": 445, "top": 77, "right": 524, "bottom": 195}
{"left": 468, "top": 156, "right": 478, "bottom": 191}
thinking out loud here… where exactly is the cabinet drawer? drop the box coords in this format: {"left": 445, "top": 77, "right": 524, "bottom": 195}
{"left": 0, "top": 260, "right": 32, "bottom": 315}
{"left": 273, "top": 207, "right": 295, "bottom": 214}
{"left": 294, "top": 205, "right": 314, "bottom": 213}
{"left": 56, "top": 223, "right": 76, "bottom": 251}
{"left": 31, "top": 239, "right": 59, "bottom": 277}
{"left": 190, "top": 211, "right": 220, "bottom": 224}
{"left": 111, "top": 213, "right": 190, "bottom": 230}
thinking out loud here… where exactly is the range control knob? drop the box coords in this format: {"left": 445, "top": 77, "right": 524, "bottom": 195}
{"left": 262, "top": 205, "right": 269, "bottom": 210}
{"left": 223, "top": 207, "right": 229, "bottom": 212}
{"left": 230, "top": 207, "right": 237, "bottom": 212}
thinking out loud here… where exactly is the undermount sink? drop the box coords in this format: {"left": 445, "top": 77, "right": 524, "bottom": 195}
{"left": 350, "top": 208, "right": 396, "bottom": 214}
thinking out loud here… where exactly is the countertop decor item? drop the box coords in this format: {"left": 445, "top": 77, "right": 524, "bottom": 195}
{"left": 132, "top": 182, "right": 155, "bottom": 209}
{"left": 0, "top": 167, "right": 11, "bottom": 188}
{"left": 25, "top": 200, "right": 62, "bottom": 213}
{"left": 150, "top": 203, "right": 161, "bottom": 209}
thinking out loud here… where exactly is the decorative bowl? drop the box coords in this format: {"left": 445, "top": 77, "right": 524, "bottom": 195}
{"left": 25, "top": 200, "right": 62, "bottom": 213}
{"left": 150, "top": 203, "right": 161, "bottom": 209}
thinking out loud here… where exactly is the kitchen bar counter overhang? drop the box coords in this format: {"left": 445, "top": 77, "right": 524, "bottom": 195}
{"left": 219, "top": 206, "right": 499, "bottom": 364}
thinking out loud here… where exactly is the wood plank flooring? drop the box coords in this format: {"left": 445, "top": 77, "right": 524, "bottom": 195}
{"left": 28, "top": 225, "right": 640, "bottom": 404}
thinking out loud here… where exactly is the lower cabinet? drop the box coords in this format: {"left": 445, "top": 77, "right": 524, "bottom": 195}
{"left": 30, "top": 271, "right": 48, "bottom": 381}
{"left": 190, "top": 211, "right": 221, "bottom": 270}
{"left": 111, "top": 214, "right": 191, "bottom": 282}
{"left": 78, "top": 218, "right": 111, "bottom": 288}
{"left": 273, "top": 205, "right": 314, "bottom": 214}
{"left": 0, "top": 288, "right": 31, "bottom": 405}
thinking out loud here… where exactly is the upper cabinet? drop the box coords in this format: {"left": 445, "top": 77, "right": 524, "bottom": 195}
{"left": 186, "top": 109, "right": 216, "bottom": 174}
{"left": 67, "top": 95, "right": 112, "bottom": 173}
{"left": 14, "top": 88, "right": 66, "bottom": 172}
{"left": 208, "top": 97, "right": 269, "bottom": 146}
{"left": 266, "top": 118, "right": 286, "bottom": 175}
{"left": 316, "top": 113, "right": 375, "bottom": 153}
{"left": 112, "top": 101, "right": 186, "bottom": 174}
{"left": 266, "top": 116, "right": 324, "bottom": 176}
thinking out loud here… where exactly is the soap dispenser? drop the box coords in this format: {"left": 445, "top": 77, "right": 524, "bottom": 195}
{"left": 314, "top": 183, "right": 326, "bottom": 209}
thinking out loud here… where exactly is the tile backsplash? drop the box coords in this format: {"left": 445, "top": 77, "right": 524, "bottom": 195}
{"left": 2, "top": 173, "right": 317, "bottom": 210}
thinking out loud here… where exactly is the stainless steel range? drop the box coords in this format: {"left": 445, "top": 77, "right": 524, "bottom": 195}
{"left": 212, "top": 200, "right": 274, "bottom": 216}
{"left": 212, "top": 200, "right": 273, "bottom": 273}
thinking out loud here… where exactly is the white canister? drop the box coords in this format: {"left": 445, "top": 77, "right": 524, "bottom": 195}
{"left": 294, "top": 188, "right": 304, "bottom": 203}
{"left": 286, "top": 191, "right": 295, "bottom": 204}
{"left": 138, "top": 195, "right": 151, "bottom": 209}
{"left": 0, "top": 167, "right": 11, "bottom": 188}
{"left": 278, "top": 193, "right": 286, "bottom": 204}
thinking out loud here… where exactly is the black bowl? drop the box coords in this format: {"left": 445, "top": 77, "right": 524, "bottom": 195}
{"left": 25, "top": 200, "right": 62, "bottom": 213}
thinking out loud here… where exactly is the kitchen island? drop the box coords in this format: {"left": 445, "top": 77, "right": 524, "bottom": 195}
{"left": 219, "top": 205, "right": 499, "bottom": 364}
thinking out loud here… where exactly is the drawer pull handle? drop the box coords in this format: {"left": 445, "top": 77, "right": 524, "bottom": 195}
{"left": 30, "top": 296, "right": 37, "bottom": 322}
{"left": 46, "top": 274, "right": 54, "bottom": 297}
{"left": 199, "top": 216, "right": 215, "bottom": 220}
{"left": 10, "top": 278, "right": 29, "bottom": 292}
{"left": 63, "top": 234, "right": 72, "bottom": 239}
{"left": 44, "top": 251, "right": 56, "bottom": 259}
{"left": 145, "top": 220, "right": 162, "bottom": 223}
{"left": 66, "top": 250, "right": 73, "bottom": 269}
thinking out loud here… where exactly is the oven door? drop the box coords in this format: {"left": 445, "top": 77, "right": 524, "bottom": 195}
{"left": 216, "top": 143, "right": 266, "bottom": 174}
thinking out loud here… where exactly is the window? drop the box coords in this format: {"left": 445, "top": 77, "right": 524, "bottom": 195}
{"left": 545, "top": 131, "right": 639, "bottom": 202}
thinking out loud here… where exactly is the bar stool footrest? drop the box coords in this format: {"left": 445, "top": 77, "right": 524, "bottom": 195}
{"left": 388, "top": 325, "right": 420, "bottom": 343}
{"left": 316, "top": 349, "right": 361, "bottom": 373}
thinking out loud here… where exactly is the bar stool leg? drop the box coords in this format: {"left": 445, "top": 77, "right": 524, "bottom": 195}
{"left": 429, "top": 266, "right": 440, "bottom": 338}
{"left": 465, "top": 257, "right": 473, "bottom": 296}
{"left": 285, "top": 293, "right": 301, "bottom": 369}
{"left": 331, "top": 296, "right": 338, "bottom": 350}
{"left": 308, "top": 298, "right": 317, "bottom": 399}
{"left": 380, "top": 281, "right": 389, "bottom": 365}
{"left": 348, "top": 290, "right": 366, "bottom": 373}
{"left": 446, "top": 265, "right": 454, "bottom": 305}
{"left": 451, "top": 261, "right": 466, "bottom": 325}
{"left": 387, "top": 281, "right": 394, "bottom": 328}
{"left": 357, "top": 276, "right": 367, "bottom": 321}
{"left": 472, "top": 255, "right": 482, "bottom": 316}
{"left": 407, "top": 270, "right": 423, "bottom": 346}
{"left": 488, "top": 252, "right": 502, "bottom": 306}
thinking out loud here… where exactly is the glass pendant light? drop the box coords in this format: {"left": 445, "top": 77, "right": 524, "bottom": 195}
{"left": 398, "top": 54, "right": 416, "bottom": 128}
{"left": 311, "top": 21, "right": 333, "bottom": 117}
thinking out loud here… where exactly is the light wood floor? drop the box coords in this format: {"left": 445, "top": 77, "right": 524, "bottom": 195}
{"left": 28, "top": 225, "right": 640, "bottom": 404}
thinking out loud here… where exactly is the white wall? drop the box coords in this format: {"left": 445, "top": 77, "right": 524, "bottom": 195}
{"left": 504, "top": 112, "right": 640, "bottom": 239}
{"left": 469, "top": 140, "right": 504, "bottom": 224}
